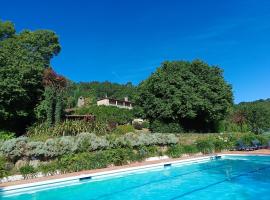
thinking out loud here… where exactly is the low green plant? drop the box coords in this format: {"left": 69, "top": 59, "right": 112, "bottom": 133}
{"left": 239, "top": 133, "right": 257, "bottom": 146}
{"left": 167, "top": 144, "right": 183, "bottom": 158}
{"left": 0, "top": 156, "right": 9, "bottom": 178}
{"left": 196, "top": 138, "right": 215, "bottom": 154}
{"left": 57, "top": 148, "right": 137, "bottom": 173}
{"left": 28, "top": 133, "right": 53, "bottom": 142}
{"left": 137, "top": 146, "right": 159, "bottom": 160}
{"left": 27, "top": 120, "right": 108, "bottom": 137}
{"left": 19, "top": 165, "right": 37, "bottom": 179}
{"left": 27, "top": 123, "right": 52, "bottom": 137}
{"left": 182, "top": 144, "right": 199, "bottom": 154}
{"left": 141, "top": 121, "right": 150, "bottom": 129}
{"left": 256, "top": 134, "right": 269, "bottom": 145}
{"left": 150, "top": 120, "right": 183, "bottom": 133}
{"left": 0, "top": 131, "right": 16, "bottom": 141}
{"left": 212, "top": 138, "right": 226, "bottom": 152}
{"left": 52, "top": 120, "right": 93, "bottom": 136}
{"left": 38, "top": 161, "right": 58, "bottom": 176}
{"left": 113, "top": 124, "right": 135, "bottom": 135}
{"left": 103, "top": 148, "right": 136, "bottom": 166}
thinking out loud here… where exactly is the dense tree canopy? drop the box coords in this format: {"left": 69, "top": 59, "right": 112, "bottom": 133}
{"left": 0, "top": 20, "right": 61, "bottom": 133}
{"left": 137, "top": 60, "right": 233, "bottom": 132}
{"left": 235, "top": 99, "right": 270, "bottom": 134}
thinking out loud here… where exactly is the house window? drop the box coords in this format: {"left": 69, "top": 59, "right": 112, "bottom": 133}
{"left": 109, "top": 99, "right": 116, "bottom": 105}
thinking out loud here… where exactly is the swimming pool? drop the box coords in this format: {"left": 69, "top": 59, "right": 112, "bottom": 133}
{"left": 1, "top": 155, "right": 270, "bottom": 200}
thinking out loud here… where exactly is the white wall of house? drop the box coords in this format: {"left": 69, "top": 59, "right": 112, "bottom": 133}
{"left": 97, "top": 99, "right": 110, "bottom": 106}
{"left": 77, "top": 96, "right": 85, "bottom": 107}
{"left": 97, "top": 98, "right": 133, "bottom": 109}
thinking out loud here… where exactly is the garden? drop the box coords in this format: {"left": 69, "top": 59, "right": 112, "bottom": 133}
{"left": 1, "top": 128, "right": 269, "bottom": 180}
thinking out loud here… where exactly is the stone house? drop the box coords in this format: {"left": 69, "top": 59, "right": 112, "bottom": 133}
{"left": 97, "top": 97, "right": 133, "bottom": 109}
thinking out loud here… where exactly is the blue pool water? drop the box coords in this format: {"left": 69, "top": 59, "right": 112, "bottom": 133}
{"left": 1, "top": 155, "right": 270, "bottom": 200}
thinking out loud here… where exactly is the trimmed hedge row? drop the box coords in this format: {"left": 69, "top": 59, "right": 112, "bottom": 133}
{"left": 1, "top": 132, "right": 270, "bottom": 179}
{"left": 0, "top": 132, "right": 178, "bottom": 162}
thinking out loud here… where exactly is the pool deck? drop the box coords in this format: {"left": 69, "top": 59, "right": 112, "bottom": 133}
{"left": 1, "top": 149, "right": 270, "bottom": 188}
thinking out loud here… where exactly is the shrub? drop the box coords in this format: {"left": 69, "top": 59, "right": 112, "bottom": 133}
{"left": 116, "top": 132, "right": 178, "bottom": 147}
{"left": 27, "top": 123, "right": 52, "bottom": 137}
{"left": 57, "top": 151, "right": 118, "bottom": 173}
{"left": 113, "top": 124, "right": 135, "bottom": 135}
{"left": 103, "top": 148, "right": 136, "bottom": 166}
{"left": 0, "top": 137, "right": 28, "bottom": 161}
{"left": 150, "top": 120, "right": 183, "bottom": 133}
{"left": 153, "top": 133, "right": 179, "bottom": 145}
{"left": 256, "top": 134, "right": 269, "bottom": 145}
{"left": 52, "top": 120, "right": 93, "bottom": 136}
{"left": 51, "top": 147, "right": 163, "bottom": 175}
{"left": 137, "top": 146, "right": 159, "bottom": 160}
{"left": 44, "top": 136, "right": 77, "bottom": 158}
{"left": 216, "top": 133, "right": 238, "bottom": 149}
{"left": 58, "top": 153, "right": 91, "bottom": 173}
{"left": 0, "top": 156, "right": 9, "bottom": 178}
{"left": 27, "top": 141, "right": 47, "bottom": 159}
{"left": 239, "top": 133, "right": 257, "bottom": 146}
{"left": 167, "top": 145, "right": 183, "bottom": 158}
{"left": 0, "top": 131, "right": 16, "bottom": 141}
{"left": 28, "top": 133, "right": 53, "bottom": 142}
{"left": 142, "top": 121, "right": 150, "bottom": 129}
{"left": 76, "top": 132, "right": 109, "bottom": 152}
{"left": 182, "top": 144, "right": 199, "bottom": 154}
{"left": 212, "top": 137, "right": 226, "bottom": 152}
{"left": 196, "top": 138, "right": 215, "bottom": 154}
{"left": 19, "top": 165, "right": 37, "bottom": 179}
{"left": 27, "top": 120, "right": 108, "bottom": 137}
{"left": 38, "top": 161, "right": 58, "bottom": 176}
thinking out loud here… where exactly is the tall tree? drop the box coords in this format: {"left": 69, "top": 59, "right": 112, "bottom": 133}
{"left": 237, "top": 100, "right": 270, "bottom": 134}
{"left": 0, "top": 20, "right": 61, "bottom": 133}
{"left": 41, "top": 68, "right": 67, "bottom": 126}
{"left": 137, "top": 60, "right": 233, "bottom": 132}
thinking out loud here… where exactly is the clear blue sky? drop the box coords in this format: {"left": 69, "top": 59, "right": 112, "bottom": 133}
{"left": 1, "top": 0, "right": 270, "bottom": 103}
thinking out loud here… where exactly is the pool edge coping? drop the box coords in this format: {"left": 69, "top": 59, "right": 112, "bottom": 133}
{"left": 1, "top": 152, "right": 270, "bottom": 192}
{"left": 0, "top": 155, "right": 214, "bottom": 192}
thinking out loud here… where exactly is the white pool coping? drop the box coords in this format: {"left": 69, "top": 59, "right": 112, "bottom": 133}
{"left": 0, "top": 155, "right": 214, "bottom": 194}
{"left": 1, "top": 153, "right": 269, "bottom": 196}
